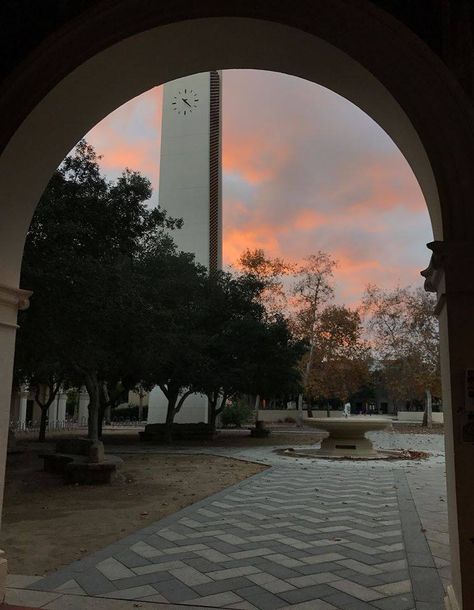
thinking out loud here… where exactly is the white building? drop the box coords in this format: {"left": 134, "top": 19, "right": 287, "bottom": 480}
{"left": 159, "top": 71, "right": 222, "bottom": 269}
{"left": 147, "top": 71, "right": 222, "bottom": 425}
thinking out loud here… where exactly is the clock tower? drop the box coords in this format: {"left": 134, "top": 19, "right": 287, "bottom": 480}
{"left": 159, "top": 71, "right": 222, "bottom": 270}
{"left": 147, "top": 72, "right": 223, "bottom": 428}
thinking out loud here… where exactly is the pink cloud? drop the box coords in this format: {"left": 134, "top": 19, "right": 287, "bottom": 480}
{"left": 84, "top": 70, "right": 432, "bottom": 308}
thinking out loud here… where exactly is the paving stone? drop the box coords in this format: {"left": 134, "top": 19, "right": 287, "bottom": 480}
{"left": 169, "top": 565, "right": 212, "bottom": 586}
{"left": 151, "top": 578, "right": 198, "bottom": 602}
{"left": 99, "top": 584, "right": 157, "bottom": 599}
{"left": 74, "top": 569, "right": 117, "bottom": 596}
{"left": 332, "top": 569, "right": 385, "bottom": 587}
{"left": 336, "top": 559, "right": 382, "bottom": 575}
{"left": 192, "top": 576, "right": 254, "bottom": 596}
{"left": 409, "top": 565, "right": 445, "bottom": 603}
{"left": 373, "top": 580, "right": 411, "bottom": 597}
{"left": 287, "top": 572, "right": 340, "bottom": 587}
{"left": 182, "top": 556, "right": 222, "bottom": 573}
{"left": 4, "top": 589, "right": 62, "bottom": 608}
{"left": 235, "top": 584, "right": 288, "bottom": 610}
{"left": 112, "top": 548, "right": 152, "bottom": 569}
{"left": 130, "top": 541, "right": 162, "bottom": 559}
{"left": 251, "top": 561, "right": 302, "bottom": 580}
{"left": 278, "top": 583, "right": 336, "bottom": 604}
{"left": 321, "top": 590, "right": 378, "bottom": 610}
{"left": 406, "top": 551, "right": 435, "bottom": 567}
{"left": 329, "top": 579, "right": 384, "bottom": 601}
{"left": 415, "top": 601, "right": 445, "bottom": 610}
{"left": 302, "top": 552, "right": 345, "bottom": 565}
{"left": 113, "top": 571, "right": 174, "bottom": 590}
{"left": 54, "top": 579, "right": 86, "bottom": 596}
{"left": 187, "top": 591, "right": 243, "bottom": 606}
{"left": 138, "top": 592, "right": 168, "bottom": 603}
{"left": 281, "top": 602, "right": 339, "bottom": 610}
{"left": 207, "top": 565, "right": 261, "bottom": 581}
{"left": 370, "top": 593, "right": 415, "bottom": 609}
{"left": 373, "top": 570, "right": 410, "bottom": 585}
{"left": 132, "top": 560, "right": 186, "bottom": 575}
{"left": 6, "top": 574, "right": 42, "bottom": 588}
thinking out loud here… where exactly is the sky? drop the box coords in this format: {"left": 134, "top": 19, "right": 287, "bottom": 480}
{"left": 85, "top": 70, "right": 432, "bottom": 307}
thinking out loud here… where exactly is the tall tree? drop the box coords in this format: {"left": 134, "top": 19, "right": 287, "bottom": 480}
{"left": 239, "top": 248, "right": 293, "bottom": 318}
{"left": 290, "top": 252, "right": 337, "bottom": 412}
{"left": 18, "top": 140, "right": 181, "bottom": 441}
{"left": 306, "top": 305, "right": 371, "bottom": 408}
{"left": 363, "top": 284, "right": 440, "bottom": 425}
{"left": 194, "top": 270, "right": 266, "bottom": 430}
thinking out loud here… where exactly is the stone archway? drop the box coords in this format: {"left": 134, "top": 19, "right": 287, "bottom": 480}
{"left": 1, "top": 3, "right": 474, "bottom": 608}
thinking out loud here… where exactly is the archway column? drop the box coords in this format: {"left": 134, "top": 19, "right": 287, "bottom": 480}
{"left": 19, "top": 384, "right": 28, "bottom": 430}
{"left": 78, "top": 387, "right": 89, "bottom": 426}
{"left": 0, "top": 283, "right": 31, "bottom": 602}
{"left": 423, "top": 241, "right": 474, "bottom": 610}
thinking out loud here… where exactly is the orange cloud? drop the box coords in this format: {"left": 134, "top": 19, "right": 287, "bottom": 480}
{"left": 293, "top": 209, "right": 326, "bottom": 230}
{"left": 223, "top": 133, "right": 291, "bottom": 184}
{"left": 224, "top": 227, "right": 281, "bottom": 265}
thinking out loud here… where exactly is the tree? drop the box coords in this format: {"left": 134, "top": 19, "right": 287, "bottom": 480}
{"left": 362, "top": 284, "right": 440, "bottom": 425}
{"left": 306, "top": 305, "right": 371, "bottom": 409}
{"left": 138, "top": 247, "right": 209, "bottom": 441}
{"left": 239, "top": 248, "right": 293, "bottom": 318}
{"left": 194, "top": 270, "right": 266, "bottom": 430}
{"left": 18, "top": 140, "right": 182, "bottom": 441}
{"left": 290, "top": 252, "right": 337, "bottom": 413}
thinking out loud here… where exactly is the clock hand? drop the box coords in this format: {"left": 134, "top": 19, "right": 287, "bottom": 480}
{"left": 182, "top": 98, "right": 192, "bottom": 108}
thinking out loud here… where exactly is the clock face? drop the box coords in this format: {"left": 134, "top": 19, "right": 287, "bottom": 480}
{"left": 171, "top": 88, "right": 199, "bottom": 115}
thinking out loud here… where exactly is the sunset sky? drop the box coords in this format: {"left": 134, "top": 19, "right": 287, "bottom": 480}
{"left": 86, "top": 70, "right": 432, "bottom": 307}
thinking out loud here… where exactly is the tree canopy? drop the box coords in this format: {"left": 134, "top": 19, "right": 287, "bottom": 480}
{"left": 17, "top": 142, "right": 305, "bottom": 441}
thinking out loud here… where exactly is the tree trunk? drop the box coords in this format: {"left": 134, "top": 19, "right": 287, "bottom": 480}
{"left": 138, "top": 389, "right": 144, "bottom": 422}
{"left": 84, "top": 371, "right": 100, "bottom": 441}
{"left": 35, "top": 382, "right": 61, "bottom": 442}
{"left": 209, "top": 392, "right": 228, "bottom": 432}
{"left": 254, "top": 394, "right": 260, "bottom": 426}
{"left": 38, "top": 407, "right": 48, "bottom": 442}
{"left": 297, "top": 393, "right": 304, "bottom": 427}
{"left": 422, "top": 388, "right": 433, "bottom": 428}
{"left": 209, "top": 406, "right": 217, "bottom": 431}
{"left": 208, "top": 393, "right": 218, "bottom": 432}
{"left": 165, "top": 400, "right": 176, "bottom": 444}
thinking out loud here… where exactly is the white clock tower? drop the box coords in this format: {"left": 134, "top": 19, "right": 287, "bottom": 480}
{"left": 158, "top": 71, "right": 222, "bottom": 270}
{"left": 146, "top": 72, "right": 223, "bottom": 428}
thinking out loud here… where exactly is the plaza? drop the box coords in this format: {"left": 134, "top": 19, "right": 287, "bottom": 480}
{"left": 3, "top": 428, "right": 448, "bottom": 609}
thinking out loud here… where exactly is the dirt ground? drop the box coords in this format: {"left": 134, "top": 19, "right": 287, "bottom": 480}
{"left": 391, "top": 422, "right": 445, "bottom": 435}
{"left": 0, "top": 449, "right": 265, "bottom": 576}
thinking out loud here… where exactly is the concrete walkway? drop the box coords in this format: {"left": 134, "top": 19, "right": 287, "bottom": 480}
{"left": 6, "top": 432, "right": 448, "bottom": 610}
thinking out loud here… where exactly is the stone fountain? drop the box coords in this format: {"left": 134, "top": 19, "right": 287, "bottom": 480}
{"left": 311, "top": 416, "right": 392, "bottom": 458}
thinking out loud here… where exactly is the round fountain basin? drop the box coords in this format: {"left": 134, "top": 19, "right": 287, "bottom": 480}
{"left": 311, "top": 416, "right": 392, "bottom": 458}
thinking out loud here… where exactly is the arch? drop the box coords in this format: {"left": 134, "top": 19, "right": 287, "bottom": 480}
{"left": 0, "top": 3, "right": 473, "bottom": 290}
{"left": 2, "top": 4, "right": 474, "bottom": 608}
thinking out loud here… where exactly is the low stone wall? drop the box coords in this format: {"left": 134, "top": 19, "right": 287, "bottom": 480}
{"left": 397, "top": 411, "right": 444, "bottom": 424}
{"left": 258, "top": 409, "right": 345, "bottom": 422}
{"left": 306, "top": 410, "right": 344, "bottom": 418}
{"left": 257, "top": 409, "right": 300, "bottom": 422}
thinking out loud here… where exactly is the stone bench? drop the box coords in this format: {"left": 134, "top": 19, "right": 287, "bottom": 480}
{"left": 140, "top": 422, "right": 217, "bottom": 441}
{"left": 39, "top": 439, "right": 122, "bottom": 484}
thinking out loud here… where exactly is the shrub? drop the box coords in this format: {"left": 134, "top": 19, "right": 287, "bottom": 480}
{"left": 221, "top": 402, "right": 254, "bottom": 428}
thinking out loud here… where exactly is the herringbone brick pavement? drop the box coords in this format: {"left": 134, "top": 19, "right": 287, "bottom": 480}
{"left": 27, "top": 465, "right": 444, "bottom": 609}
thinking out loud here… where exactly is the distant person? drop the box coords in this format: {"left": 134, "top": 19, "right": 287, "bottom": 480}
{"left": 343, "top": 402, "right": 351, "bottom": 418}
